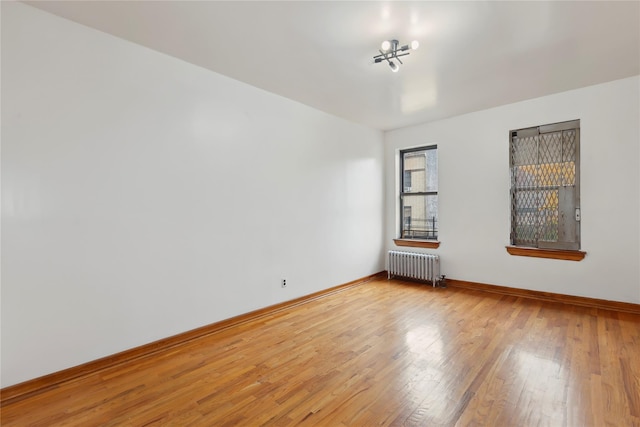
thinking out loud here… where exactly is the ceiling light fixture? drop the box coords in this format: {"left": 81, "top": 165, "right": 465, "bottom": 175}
{"left": 374, "top": 39, "right": 419, "bottom": 72}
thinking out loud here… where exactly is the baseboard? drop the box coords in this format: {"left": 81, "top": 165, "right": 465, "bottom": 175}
{"left": 0, "top": 271, "right": 386, "bottom": 407}
{"left": 447, "top": 278, "right": 640, "bottom": 314}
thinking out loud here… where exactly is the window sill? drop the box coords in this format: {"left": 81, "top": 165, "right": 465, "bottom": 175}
{"left": 394, "top": 239, "right": 440, "bottom": 249}
{"left": 506, "top": 246, "right": 586, "bottom": 261}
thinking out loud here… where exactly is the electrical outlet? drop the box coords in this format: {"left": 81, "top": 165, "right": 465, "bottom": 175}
{"left": 281, "top": 279, "right": 287, "bottom": 288}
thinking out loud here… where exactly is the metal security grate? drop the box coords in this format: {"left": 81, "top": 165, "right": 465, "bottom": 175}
{"left": 510, "top": 120, "right": 580, "bottom": 250}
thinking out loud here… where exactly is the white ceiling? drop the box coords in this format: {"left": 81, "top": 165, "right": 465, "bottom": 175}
{"left": 25, "top": 1, "right": 640, "bottom": 131}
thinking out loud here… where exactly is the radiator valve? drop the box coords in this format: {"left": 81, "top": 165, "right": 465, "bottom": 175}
{"left": 437, "top": 275, "right": 447, "bottom": 288}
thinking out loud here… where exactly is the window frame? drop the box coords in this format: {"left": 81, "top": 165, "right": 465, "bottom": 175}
{"left": 397, "top": 145, "right": 439, "bottom": 245}
{"left": 507, "top": 119, "right": 586, "bottom": 260}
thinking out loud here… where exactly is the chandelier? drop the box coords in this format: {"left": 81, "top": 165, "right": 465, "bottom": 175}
{"left": 373, "top": 39, "right": 419, "bottom": 72}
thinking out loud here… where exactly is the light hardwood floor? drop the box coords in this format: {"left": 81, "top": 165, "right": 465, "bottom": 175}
{"left": 2, "top": 278, "right": 639, "bottom": 426}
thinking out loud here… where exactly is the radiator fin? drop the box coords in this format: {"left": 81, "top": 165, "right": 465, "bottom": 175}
{"left": 388, "top": 250, "right": 440, "bottom": 287}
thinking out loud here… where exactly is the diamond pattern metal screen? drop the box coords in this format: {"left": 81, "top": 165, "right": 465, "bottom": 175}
{"left": 510, "top": 122, "right": 579, "bottom": 249}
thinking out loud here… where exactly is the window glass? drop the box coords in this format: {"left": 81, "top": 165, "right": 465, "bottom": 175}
{"left": 400, "top": 146, "right": 438, "bottom": 240}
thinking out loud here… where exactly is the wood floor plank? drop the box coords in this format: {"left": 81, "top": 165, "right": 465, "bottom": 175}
{"left": 2, "top": 278, "right": 639, "bottom": 426}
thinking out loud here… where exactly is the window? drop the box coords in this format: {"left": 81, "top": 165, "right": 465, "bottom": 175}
{"left": 403, "top": 171, "right": 412, "bottom": 191}
{"left": 400, "top": 146, "right": 438, "bottom": 240}
{"left": 509, "top": 120, "right": 580, "bottom": 251}
{"left": 403, "top": 206, "right": 412, "bottom": 230}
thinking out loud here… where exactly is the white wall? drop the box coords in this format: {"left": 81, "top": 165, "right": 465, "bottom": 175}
{"left": 385, "top": 76, "right": 640, "bottom": 305}
{"left": 1, "top": 3, "right": 385, "bottom": 387}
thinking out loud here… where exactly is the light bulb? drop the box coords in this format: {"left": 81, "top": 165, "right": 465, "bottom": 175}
{"left": 389, "top": 61, "right": 399, "bottom": 72}
{"left": 381, "top": 40, "right": 391, "bottom": 52}
{"left": 411, "top": 40, "right": 420, "bottom": 50}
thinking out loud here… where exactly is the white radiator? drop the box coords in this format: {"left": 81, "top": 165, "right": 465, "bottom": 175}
{"left": 388, "top": 250, "right": 440, "bottom": 287}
